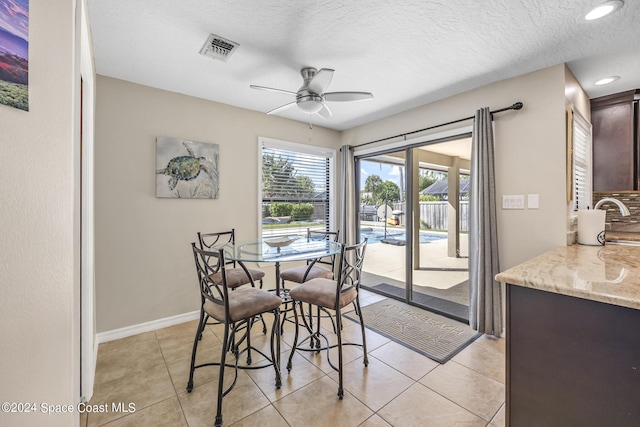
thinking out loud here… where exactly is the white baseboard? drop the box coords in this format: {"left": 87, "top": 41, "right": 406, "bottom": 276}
{"left": 97, "top": 310, "right": 200, "bottom": 343}
{"left": 94, "top": 339, "right": 99, "bottom": 365}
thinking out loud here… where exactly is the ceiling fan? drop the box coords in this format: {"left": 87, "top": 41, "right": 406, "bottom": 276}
{"left": 250, "top": 67, "right": 373, "bottom": 118}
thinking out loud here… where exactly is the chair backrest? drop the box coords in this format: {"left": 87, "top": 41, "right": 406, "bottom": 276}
{"left": 307, "top": 228, "right": 340, "bottom": 268}
{"left": 197, "top": 229, "right": 236, "bottom": 267}
{"left": 191, "top": 243, "right": 231, "bottom": 321}
{"left": 335, "top": 238, "right": 368, "bottom": 299}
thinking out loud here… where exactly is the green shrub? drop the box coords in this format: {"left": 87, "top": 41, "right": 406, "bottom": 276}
{"left": 269, "top": 202, "right": 294, "bottom": 217}
{"left": 291, "top": 203, "right": 314, "bottom": 221}
{"left": 419, "top": 194, "right": 440, "bottom": 202}
{"left": 420, "top": 219, "right": 432, "bottom": 230}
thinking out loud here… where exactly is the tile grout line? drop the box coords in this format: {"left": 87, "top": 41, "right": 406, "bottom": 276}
{"left": 419, "top": 362, "right": 503, "bottom": 424}
{"left": 89, "top": 333, "right": 177, "bottom": 427}
{"left": 154, "top": 330, "right": 191, "bottom": 426}
{"left": 90, "top": 314, "right": 505, "bottom": 427}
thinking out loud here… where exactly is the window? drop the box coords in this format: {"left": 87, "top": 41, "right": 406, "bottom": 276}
{"left": 259, "top": 137, "right": 335, "bottom": 238}
{"left": 570, "top": 108, "right": 592, "bottom": 210}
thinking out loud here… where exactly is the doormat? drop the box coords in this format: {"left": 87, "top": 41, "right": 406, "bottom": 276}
{"left": 372, "top": 282, "right": 469, "bottom": 322}
{"left": 344, "top": 298, "right": 481, "bottom": 363}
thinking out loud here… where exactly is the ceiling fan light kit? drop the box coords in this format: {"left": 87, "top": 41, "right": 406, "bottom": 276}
{"left": 296, "top": 92, "right": 324, "bottom": 114}
{"left": 251, "top": 67, "right": 373, "bottom": 118}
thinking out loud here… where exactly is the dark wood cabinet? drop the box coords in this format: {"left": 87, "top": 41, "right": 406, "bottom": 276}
{"left": 506, "top": 284, "right": 640, "bottom": 426}
{"left": 591, "top": 90, "right": 640, "bottom": 191}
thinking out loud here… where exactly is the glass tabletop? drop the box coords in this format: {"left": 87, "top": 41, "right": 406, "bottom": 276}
{"left": 224, "top": 237, "right": 342, "bottom": 263}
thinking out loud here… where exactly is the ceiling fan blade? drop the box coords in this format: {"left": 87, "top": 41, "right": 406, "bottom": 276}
{"left": 250, "top": 85, "right": 297, "bottom": 96}
{"left": 324, "top": 91, "right": 373, "bottom": 102}
{"left": 316, "top": 103, "right": 332, "bottom": 118}
{"left": 266, "top": 101, "right": 297, "bottom": 115}
{"left": 308, "top": 68, "right": 334, "bottom": 94}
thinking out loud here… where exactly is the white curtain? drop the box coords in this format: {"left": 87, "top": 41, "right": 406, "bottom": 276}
{"left": 469, "top": 107, "right": 503, "bottom": 337}
{"left": 339, "top": 145, "right": 356, "bottom": 245}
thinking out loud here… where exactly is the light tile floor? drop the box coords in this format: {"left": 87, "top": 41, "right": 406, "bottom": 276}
{"left": 83, "top": 291, "right": 505, "bottom": 427}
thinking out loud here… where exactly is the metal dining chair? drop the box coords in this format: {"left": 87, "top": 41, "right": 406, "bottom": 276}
{"left": 187, "top": 243, "right": 282, "bottom": 427}
{"left": 286, "top": 238, "right": 368, "bottom": 399}
{"left": 279, "top": 229, "right": 340, "bottom": 331}
{"left": 280, "top": 229, "right": 340, "bottom": 285}
{"left": 198, "top": 229, "right": 268, "bottom": 336}
{"left": 198, "top": 229, "right": 266, "bottom": 289}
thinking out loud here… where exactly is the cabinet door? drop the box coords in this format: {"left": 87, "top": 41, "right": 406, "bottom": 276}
{"left": 592, "top": 92, "right": 636, "bottom": 191}
{"left": 507, "top": 285, "right": 640, "bottom": 426}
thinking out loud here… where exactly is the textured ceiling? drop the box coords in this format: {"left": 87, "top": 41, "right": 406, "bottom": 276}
{"left": 86, "top": 0, "right": 640, "bottom": 131}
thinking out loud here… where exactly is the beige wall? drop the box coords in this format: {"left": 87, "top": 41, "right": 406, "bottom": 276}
{"left": 0, "top": 1, "right": 79, "bottom": 426}
{"left": 94, "top": 76, "right": 341, "bottom": 332}
{"left": 565, "top": 65, "right": 591, "bottom": 122}
{"left": 342, "top": 65, "right": 569, "bottom": 270}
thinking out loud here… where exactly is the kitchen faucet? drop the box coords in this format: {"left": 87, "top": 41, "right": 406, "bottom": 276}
{"left": 593, "top": 197, "right": 630, "bottom": 216}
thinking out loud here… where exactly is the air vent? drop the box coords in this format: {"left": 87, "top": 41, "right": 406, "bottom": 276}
{"left": 199, "top": 34, "right": 239, "bottom": 62}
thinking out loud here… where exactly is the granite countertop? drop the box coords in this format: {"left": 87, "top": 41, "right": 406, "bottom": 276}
{"left": 496, "top": 244, "right": 640, "bottom": 310}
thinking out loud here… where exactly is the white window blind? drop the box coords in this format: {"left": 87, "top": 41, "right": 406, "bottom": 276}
{"left": 260, "top": 139, "right": 334, "bottom": 238}
{"left": 572, "top": 110, "right": 592, "bottom": 211}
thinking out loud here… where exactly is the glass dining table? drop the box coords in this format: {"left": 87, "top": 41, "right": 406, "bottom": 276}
{"left": 222, "top": 236, "right": 342, "bottom": 298}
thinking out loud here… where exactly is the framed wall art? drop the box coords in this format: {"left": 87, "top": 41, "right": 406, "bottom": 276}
{"left": 0, "top": 0, "right": 29, "bottom": 111}
{"left": 156, "top": 136, "right": 219, "bottom": 199}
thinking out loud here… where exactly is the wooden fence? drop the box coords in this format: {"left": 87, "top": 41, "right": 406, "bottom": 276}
{"left": 392, "top": 201, "right": 469, "bottom": 232}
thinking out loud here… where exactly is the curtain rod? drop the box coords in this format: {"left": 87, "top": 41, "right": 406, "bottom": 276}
{"left": 354, "top": 102, "right": 524, "bottom": 148}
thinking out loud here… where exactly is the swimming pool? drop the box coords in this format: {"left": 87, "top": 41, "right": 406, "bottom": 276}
{"left": 359, "top": 227, "right": 446, "bottom": 244}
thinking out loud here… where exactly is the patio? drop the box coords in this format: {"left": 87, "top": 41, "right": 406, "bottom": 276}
{"left": 360, "top": 223, "right": 470, "bottom": 312}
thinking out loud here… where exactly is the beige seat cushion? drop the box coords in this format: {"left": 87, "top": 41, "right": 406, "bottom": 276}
{"left": 210, "top": 267, "right": 265, "bottom": 288}
{"left": 204, "top": 287, "right": 282, "bottom": 323}
{"left": 280, "top": 265, "right": 333, "bottom": 283}
{"left": 289, "top": 278, "right": 357, "bottom": 310}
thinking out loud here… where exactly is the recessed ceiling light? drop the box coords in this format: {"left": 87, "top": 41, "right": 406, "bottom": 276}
{"left": 585, "top": 1, "right": 623, "bottom": 21}
{"left": 595, "top": 76, "right": 620, "bottom": 85}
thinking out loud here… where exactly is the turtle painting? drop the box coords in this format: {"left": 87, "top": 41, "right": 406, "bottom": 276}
{"left": 156, "top": 138, "right": 219, "bottom": 198}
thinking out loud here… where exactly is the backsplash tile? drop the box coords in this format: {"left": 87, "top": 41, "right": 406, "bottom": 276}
{"left": 593, "top": 191, "right": 640, "bottom": 232}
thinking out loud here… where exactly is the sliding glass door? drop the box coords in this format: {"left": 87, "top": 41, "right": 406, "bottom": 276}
{"left": 356, "top": 136, "right": 471, "bottom": 321}
{"left": 408, "top": 140, "right": 470, "bottom": 321}
{"left": 357, "top": 151, "right": 408, "bottom": 300}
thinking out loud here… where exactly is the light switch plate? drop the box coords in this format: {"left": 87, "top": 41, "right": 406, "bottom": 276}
{"left": 502, "top": 195, "right": 525, "bottom": 209}
{"left": 528, "top": 194, "right": 539, "bottom": 209}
